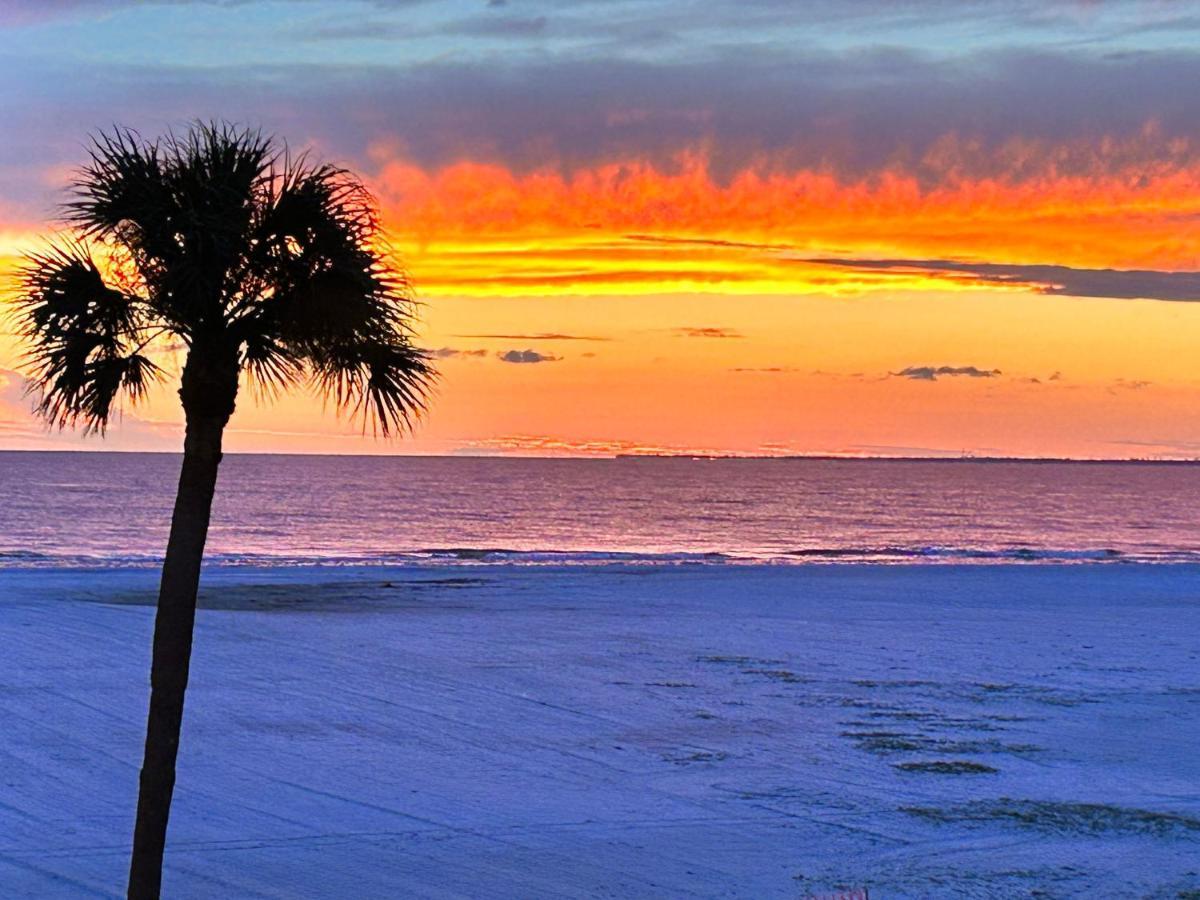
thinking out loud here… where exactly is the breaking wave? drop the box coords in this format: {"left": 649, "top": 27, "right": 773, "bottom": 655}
{"left": 3, "top": 544, "right": 1200, "bottom": 570}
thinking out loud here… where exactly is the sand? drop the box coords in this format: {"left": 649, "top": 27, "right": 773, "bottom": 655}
{"left": 1, "top": 563, "right": 1198, "bottom": 898}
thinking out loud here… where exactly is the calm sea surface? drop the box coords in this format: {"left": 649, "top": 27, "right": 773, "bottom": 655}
{"left": 2, "top": 451, "right": 1200, "bottom": 567}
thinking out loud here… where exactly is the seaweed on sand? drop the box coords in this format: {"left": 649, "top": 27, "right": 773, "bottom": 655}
{"left": 893, "top": 760, "right": 999, "bottom": 775}
{"left": 902, "top": 799, "right": 1200, "bottom": 838}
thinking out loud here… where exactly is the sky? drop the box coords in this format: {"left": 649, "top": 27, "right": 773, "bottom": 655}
{"left": 3, "top": 0, "right": 1200, "bottom": 457}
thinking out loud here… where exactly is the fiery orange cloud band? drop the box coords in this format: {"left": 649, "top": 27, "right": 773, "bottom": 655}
{"left": 373, "top": 143, "right": 1200, "bottom": 297}
{"left": 4, "top": 141, "right": 1199, "bottom": 301}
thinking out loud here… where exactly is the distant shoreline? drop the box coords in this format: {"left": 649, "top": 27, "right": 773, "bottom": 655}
{"left": 1, "top": 448, "right": 1199, "bottom": 464}
{"left": 611, "top": 454, "right": 1200, "bottom": 464}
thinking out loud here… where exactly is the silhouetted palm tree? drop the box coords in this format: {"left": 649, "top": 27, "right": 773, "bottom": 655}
{"left": 13, "top": 123, "right": 434, "bottom": 899}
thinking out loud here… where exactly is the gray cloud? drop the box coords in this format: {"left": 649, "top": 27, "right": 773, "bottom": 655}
{"left": 1020, "top": 370, "right": 1065, "bottom": 385}
{"left": 1, "top": 1, "right": 1182, "bottom": 22}
{"left": 498, "top": 349, "right": 561, "bottom": 364}
{"left": 347, "top": 50, "right": 1200, "bottom": 180}
{"left": 813, "top": 258, "right": 1200, "bottom": 303}
{"left": 895, "top": 365, "right": 1001, "bottom": 381}
{"left": 675, "top": 327, "right": 743, "bottom": 339}
{"left": 11, "top": 45, "right": 1200, "bottom": 218}
{"left": 8, "top": 0, "right": 1172, "bottom": 31}
{"left": 300, "top": 10, "right": 546, "bottom": 42}
{"left": 442, "top": 14, "right": 547, "bottom": 37}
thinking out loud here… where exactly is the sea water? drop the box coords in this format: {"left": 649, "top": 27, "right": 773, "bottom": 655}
{"left": 1, "top": 451, "right": 1198, "bottom": 567}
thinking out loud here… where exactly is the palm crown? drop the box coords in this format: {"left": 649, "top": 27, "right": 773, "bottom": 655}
{"left": 15, "top": 122, "right": 434, "bottom": 435}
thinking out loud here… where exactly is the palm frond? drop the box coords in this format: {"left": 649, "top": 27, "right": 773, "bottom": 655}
{"left": 65, "top": 122, "right": 276, "bottom": 331}
{"left": 309, "top": 337, "right": 436, "bottom": 436}
{"left": 15, "top": 242, "right": 161, "bottom": 433}
{"left": 232, "top": 158, "right": 435, "bottom": 433}
{"left": 64, "top": 129, "right": 174, "bottom": 261}
{"left": 241, "top": 329, "right": 303, "bottom": 398}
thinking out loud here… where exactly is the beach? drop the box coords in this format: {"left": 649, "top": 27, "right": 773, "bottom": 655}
{"left": 2, "top": 562, "right": 1198, "bottom": 898}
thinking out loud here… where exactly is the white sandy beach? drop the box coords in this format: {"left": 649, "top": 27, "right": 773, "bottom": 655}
{"left": 1, "top": 563, "right": 1198, "bottom": 898}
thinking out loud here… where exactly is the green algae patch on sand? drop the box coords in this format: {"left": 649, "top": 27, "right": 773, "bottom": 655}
{"left": 741, "top": 667, "right": 809, "bottom": 683}
{"left": 902, "top": 799, "right": 1200, "bottom": 838}
{"left": 91, "top": 578, "right": 488, "bottom": 612}
{"left": 893, "top": 760, "right": 999, "bottom": 775}
{"left": 841, "top": 730, "right": 1041, "bottom": 756}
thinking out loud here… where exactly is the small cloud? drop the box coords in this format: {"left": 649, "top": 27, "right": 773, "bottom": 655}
{"left": 431, "top": 347, "right": 488, "bottom": 359}
{"left": 0, "top": 368, "right": 31, "bottom": 407}
{"left": 498, "top": 349, "right": 561, "bottom": 364}
{"left": 301, "top": 20, "right": 408, "bottom": 41}
{"left": 457, "top": 332, "right": 609, "bottom": 341}
{"left": 1110, "top": 378, "right": 1152, "bottom": 392}
{"left": 894, "top": 365, "right": 1000, "bottom": 381}
{"left": 445, "top": 14, "right": 547, "bottom": 37}
{"left": 1019, "top": 370, "right": 1067, "bottom": 385}
{"left": 675, "top": 327, "right": 743, "bottom": 339}
{"left": 1108, "top": 438, "right": 1200, "bottom": 457}
{"left": 627, "top": 233, "right": 795, "bottom": 252}
{"left": 812, "top": 369, "right": 875, "bottom": 380}
{"left": 730, "top": 366, "right": 801, "bottom": 373}
{"left": 849, "top": 443, "right": 1004, "bottom": 458}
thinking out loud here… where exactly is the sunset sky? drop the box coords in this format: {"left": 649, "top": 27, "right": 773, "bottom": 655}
{"left": 4, "top": 0, "right": 1200, "bottom": 457}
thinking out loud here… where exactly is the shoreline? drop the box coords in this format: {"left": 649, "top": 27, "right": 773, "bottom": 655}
{"left": 7, "top": 550, "right": 1200, "bottom": 572}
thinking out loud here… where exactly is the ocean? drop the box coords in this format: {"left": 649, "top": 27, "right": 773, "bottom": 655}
{"left": 2, "top": 451, "right": 1199, "bottom": 567}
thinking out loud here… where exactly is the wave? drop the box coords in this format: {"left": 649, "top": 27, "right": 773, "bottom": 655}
{"left": 418, "top": 547, "right": 732, "bottom": 563}
{"left": 3, "top": 544, "right": 1200, "bottom": 570}
{"left": 783, "top": 546, "right": 1132, "bottom": 562}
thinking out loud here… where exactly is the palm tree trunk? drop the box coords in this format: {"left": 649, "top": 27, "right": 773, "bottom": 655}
{"left": 127, "top": 403, "right": 229, "bottom": 899}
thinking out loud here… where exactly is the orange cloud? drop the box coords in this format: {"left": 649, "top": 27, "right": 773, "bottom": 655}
{"left": 373, "top": 141, "right": 1200, "bottom": 297}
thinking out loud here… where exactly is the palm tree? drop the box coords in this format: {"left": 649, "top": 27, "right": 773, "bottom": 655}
{"left": 13, "top": 123, "right": 435, "bottom": 899}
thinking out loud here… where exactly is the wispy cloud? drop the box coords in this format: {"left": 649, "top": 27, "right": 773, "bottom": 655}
{"left": 441, "top": 14, "right": 547, "bottom": 38}
{"left": 0, "top": 368, "right": 181, "bottom": 448}
{"left": 430, "top": 347, "right": 489, "bottom": 359}
{"left": 847, "top": 443, "right": 1005, "bottom": 457}
{"left": 894, "top": 365, "right": 1001, "bottom": 381}
{"left": 1109, "top": 378, "right": 1152, "bottom": 392}
{"left": 456, "top": 333, "right": 610, "bottom": 341}
{"left": 674, "top": 327, "right": 743, "bottom": 338}
{"left": 0, "top": 367, "right": 30, "bottom": 410}
{"left": 497, "top": 349, "right": 561, "bottom": 364}
{"left": 813, "top": 258, "right": 1200, "bottom": 303}
{"left": 730, "top": 366, "right": 802, "bottom": 373}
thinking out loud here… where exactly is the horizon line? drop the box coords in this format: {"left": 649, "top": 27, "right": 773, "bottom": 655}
{"left": 1, "top": 448, "right": 1198, "bottom": 464}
